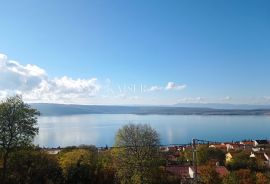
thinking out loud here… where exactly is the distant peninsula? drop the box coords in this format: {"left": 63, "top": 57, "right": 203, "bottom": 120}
{"left": 30, "top": 103, "right": 270, "bottom": 116}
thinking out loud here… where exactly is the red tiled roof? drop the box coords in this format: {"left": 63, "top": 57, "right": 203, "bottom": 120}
{"left": 166, "top": 166, "right": 190, "bottom": 178}
{"left": 241, "top": 141, "right": 253, "bottom": 145}
{"left": 227, "top": 143, "right": 241, "bottom": 147}
{"left": 222, "top": 142, "right": 232, "bottom": 145}
{"left": 209, "top": 144, "right": 227, "bottom": 149}
{"left": 190, "top": 166, "right": 229, "bottom": 178}
{"left": 168, "top": 146, "right": 178, "bottom": 151}
{"left": 215, "top": 166, "right": 229, "bottom": 177}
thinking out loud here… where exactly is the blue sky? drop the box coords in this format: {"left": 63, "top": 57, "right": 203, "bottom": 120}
{"left": 0, "top": 0, "right": 270, "bottom": 105}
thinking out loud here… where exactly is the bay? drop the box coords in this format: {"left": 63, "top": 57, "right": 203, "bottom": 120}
{"left": 35, "top": 114, "right": 270, "bottom": 147}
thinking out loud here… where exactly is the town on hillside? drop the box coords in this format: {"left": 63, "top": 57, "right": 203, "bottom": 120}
{"left": 160, "top": 139, "right": 270, "bottom": 182}
{"left": 43, "top": 139, "right": 270, "bottom": 183}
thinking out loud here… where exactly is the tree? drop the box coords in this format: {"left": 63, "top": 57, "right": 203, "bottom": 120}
{"left": 59, "top": 148, "right": 116, "bottom": 184}
{"left": 226, "top": 152, "right": 256, "bottom": 171}
{"left": 197, "top": 146, "right": 225, "bottom": 165}
{"left": 7, "top": 149, "right": 63, "bottom": 184}
{"left": 59, "top": 149, "right": 97, "bottom": 183}
{"left": 0, "top": 95, "right": 39, "bottom": 183}
{"left": 236, "top": 169, "right": 256, "bottom": 184}
{"left": 114, "top": 123, "right": 160, "bottom": 184}
{"left": 97, "top": 149, "right": 117, "bottom": 184}
{"left": 199, "top": 165, "right": 222, "bottom": 184}
{"left": 222, "top": 172, "right": 239, "bottom": 184}
{"left": 256, "top": 172, "right": 268, "bottom": 184}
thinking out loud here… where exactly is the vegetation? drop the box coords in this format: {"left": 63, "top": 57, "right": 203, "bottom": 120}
{"left": 58, "top": 148, "right": 115, "bottom": 184}
{"left": 0, "top": 95, "right": 39, "bottom": 183}
{"left": 197, "top": 146, "right": 225, "bottom": 165}
{"left": 7, "top": 148, "right": 63, "bottom": 184}
{"left": 226, "top": 151, "right": 258, "bottom": 171}
{"left": 113, "top": 123, "right": 161, "bottom": 184}
{"left": 199, "top": 165, "right": 222, "bottom": 184}
{"left": 222, "top": 172, "right": 239, "bottom": 184}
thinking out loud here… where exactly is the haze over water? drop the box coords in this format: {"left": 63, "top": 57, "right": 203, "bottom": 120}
{"left": 35, "top": 114, "right": 270, "bottom": 147}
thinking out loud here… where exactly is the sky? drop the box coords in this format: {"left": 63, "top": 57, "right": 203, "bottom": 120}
{"left": 0, "top": 0, "right": 270, "bottom": 105}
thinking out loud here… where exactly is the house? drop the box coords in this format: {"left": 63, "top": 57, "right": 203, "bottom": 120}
{"left": 166, "top": 166, "right": 190, "bottom": 179}
{"left": 265, "top": 152, "right": 270, "bottom": 166}
{"left": 250, "top": 152, "right": 270, "bottom": 166}
{"left": 188, "top": 167, "right": 196, "bottom": 179}
{"left": 252, "top": 147, "right": 263, "bottom": 152}
{"left": 225, "top": 152, "right": 234, "bottom": 163}
{"left": 215, "top": 166, "right": 230, "bottom": 177}
{"left": 253, "top": 140, "right": 268, "bottom": 147}
{"left": 189, "top": 166, "right": 229, "bottom": 179}
{"left": 160, "top": 146, "right": 180, "bottom": 152}
{"left": 225, "top": 152, "right": 245, "bottom": 163}
{"left": 225, "top": 143, "right": 241, "bottom": 151}
{"left": 183, "top": 145, "right": 192, "bottom": 152}
{"left": 168, "top": 146, "right": 179, "bottom": 152}
{"left": 240, "top": 141, "right": 253, "bottom": 146}
{"left": 160, "top": 147, "right": 169, "bottom": 152}
{"left": 226, "top": 151, "right": 252, "bottom": 163}
{"left": 209, "top": 144, "right": 227, "bottom": 150}
{"left": 45, "top": 148, "right": 61, "bottom": 155}
{"left": 240, "top": 141, "right": 254, "bottom": 149}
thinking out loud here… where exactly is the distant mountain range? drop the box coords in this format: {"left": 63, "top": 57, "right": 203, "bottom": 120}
{"left": 174, "top": 103, "right": 270, "bottom": 110}
{"left": 30, "top": 103, "right": 270, "bottom": 116}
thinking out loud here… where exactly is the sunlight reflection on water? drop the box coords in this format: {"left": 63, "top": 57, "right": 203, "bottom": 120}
{"left": 34, "top": 114, "right": 270, "bottom": 147}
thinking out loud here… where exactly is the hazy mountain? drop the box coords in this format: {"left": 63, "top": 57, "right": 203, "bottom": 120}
{"left": 174, "top": 103, "right": 270, "bottom": 110}
{"left": 30, "top": 103, "right": 270, "bottom": 116}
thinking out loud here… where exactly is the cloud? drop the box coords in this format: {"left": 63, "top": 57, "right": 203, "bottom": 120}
{"left": 177, "top": 97, "right": 205, "bottom": 103}
{"left": 223, "top": 96, "right": 232, "bottom": 101}
{"left": 147, "top": 86, "right": 162, "bottom": 92}
{"left": 0, "top": 53, "right": 190, "bottom": 104}
{"left": 165, "top": 82, "right": 186, "bottom": 91}
{"left": 51, "top": 76, "right": 99, "bottom": 95}
{"left": 146, "top": 83, "right": 186, "bottom": 92}
{"left": 0, "top": 54, "right": 46, "bottom": 91}
{"left": 0, "top": 53, "right": 100, "bottom": 103}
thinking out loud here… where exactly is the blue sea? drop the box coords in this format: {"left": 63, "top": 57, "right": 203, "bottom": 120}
{"left": 35, "top": 114, "right": 270, "bottom": 147}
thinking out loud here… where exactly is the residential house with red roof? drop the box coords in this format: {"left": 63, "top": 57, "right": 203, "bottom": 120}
{"left": 189, "top": 166, "right": 229, "bottom": 179}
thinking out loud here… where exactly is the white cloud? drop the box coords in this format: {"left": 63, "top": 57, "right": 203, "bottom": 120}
{"left": 165, "top": 82, "right": 186, "bottom": 91}
{"left": 0, "top": 53, "right": 192, "bottom": 105}
{"left": 0, "top": 55, "right": 46, "bottom": 91}
{"left": 223, "top": 96, "right": 232, "bottom": 101}
{"left": 0, "top": 53, "right": 100, "bottom": 103}
{"left": 147, "top": 86, "right": 162, "bottom": 92}
{"left": 51, "top": 76, "right": 99, "bottom": 95}
{"left": 177, "top": 97, "right": 205, "bottom": 103}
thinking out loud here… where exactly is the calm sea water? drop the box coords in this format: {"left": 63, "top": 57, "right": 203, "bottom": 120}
{"left": 34, "top": 114, "right": 270, "bottom": 147}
